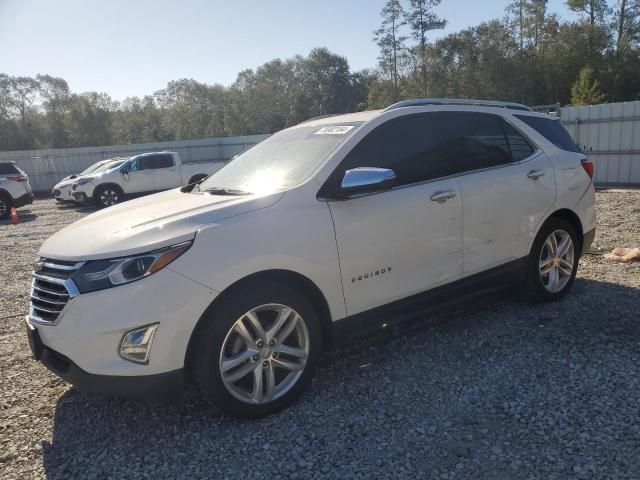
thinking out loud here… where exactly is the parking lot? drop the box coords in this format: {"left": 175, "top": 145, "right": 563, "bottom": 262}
{"left": 1, "top": 191, "right": 639, "bottom": 479}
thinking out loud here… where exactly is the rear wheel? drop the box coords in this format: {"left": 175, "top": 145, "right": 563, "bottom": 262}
{"left": 0, "top": 194, "right": 11, "bottom": 220}
{"left": 191, "top": 282, "right": 322, "bottom": 418}
{"left": 94, "top": 185, "right": 124, "bottom": 208}
{"left": 524, "top": 218, "right": 579, "bottom": 302}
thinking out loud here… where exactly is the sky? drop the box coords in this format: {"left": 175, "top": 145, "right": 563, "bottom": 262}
{"left": 0, "top": 0, "right": 575, "bottom": 101}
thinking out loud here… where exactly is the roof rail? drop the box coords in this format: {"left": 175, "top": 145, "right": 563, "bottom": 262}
{"left": 383, "top": 98, "right": 532, "bottom": 112}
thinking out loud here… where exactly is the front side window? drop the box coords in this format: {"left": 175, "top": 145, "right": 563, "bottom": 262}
{"left": 326, "top": 114, "right": 454, "bottom": 190}
{"left": 198, "top": 123, "right": 361, "bottom": 194}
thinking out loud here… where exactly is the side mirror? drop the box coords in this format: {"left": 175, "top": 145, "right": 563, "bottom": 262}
{"left": 334, "top": 167, "right": 396, "bottom": 199}
{"left": 119, "top": 164, "right": 129, "bottom": 174}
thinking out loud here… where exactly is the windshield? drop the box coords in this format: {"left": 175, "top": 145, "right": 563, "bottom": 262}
{"left": 198, "top": 123, "right": 362, "bottom": 194}
{"left": 79, "top": 161, "right": 107, "bottom": 175}
{"left": 94, "top": 160, "right": 125, "bottom": 174}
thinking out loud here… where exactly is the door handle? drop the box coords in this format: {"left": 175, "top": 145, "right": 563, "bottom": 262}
{"left": 527, "top": 169, "right": 545, "bottom": 180}
{"left": 430, "top": 190, "right": 457, "bottom": 203}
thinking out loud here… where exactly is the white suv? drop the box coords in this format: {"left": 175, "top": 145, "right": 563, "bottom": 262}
{"left": 26, "top": 99, "right": 596, "bottom": 417}
{"left": 0, "top": 160, "right": 33, "bottom": 219}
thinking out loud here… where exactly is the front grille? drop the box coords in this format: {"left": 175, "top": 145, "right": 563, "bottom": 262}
{"left": 29, "top": 259, "right": 83, "bottom": 325}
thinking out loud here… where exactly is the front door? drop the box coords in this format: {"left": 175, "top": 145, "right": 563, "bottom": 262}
{"left": 124, "top": 156, "right": 155, "bottom": 194}
{"left": 322, "top": 114, "right": 463, "bottom": 317}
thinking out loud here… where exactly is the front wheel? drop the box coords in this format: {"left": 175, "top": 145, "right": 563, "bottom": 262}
{"left": 191, "top": 282, "right": 322, "bottom": 418}
{"left": 524, "top": 218, "right": 580, "bottom": 302}
{"left": 94, "top": 185, "right": 124, "bottom": 208}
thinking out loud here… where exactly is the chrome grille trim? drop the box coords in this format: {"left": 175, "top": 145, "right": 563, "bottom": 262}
{"left": 29, "top": 259, "right": 84, "bottom": 326}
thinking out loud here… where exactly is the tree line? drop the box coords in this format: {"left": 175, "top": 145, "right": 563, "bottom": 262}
{"left": 1, "top": 0, "right": 639, "bottom": 152}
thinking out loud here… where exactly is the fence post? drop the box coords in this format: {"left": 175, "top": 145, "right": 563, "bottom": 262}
{"left": 47, "top": 155, "right": 56, "bottom": 192}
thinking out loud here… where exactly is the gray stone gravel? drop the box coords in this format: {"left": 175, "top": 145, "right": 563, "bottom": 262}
{"left": 1, "top": 191, "right": 639, "bottom": 479}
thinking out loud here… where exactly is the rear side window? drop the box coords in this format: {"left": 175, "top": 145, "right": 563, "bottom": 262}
{"left": 515, "top": 115, "right": 579, "bottom": 152}
{"left": 148, "top": 154, "right": 174, "bottom": 169}
{"left": 435, "top": 113, "right": 520, "bottom": 172}
{"left": 503, "top": 122, "right": 535, "bottom": 161}
{"left": 0, "top": 163, "right": 20, "bottom": 175}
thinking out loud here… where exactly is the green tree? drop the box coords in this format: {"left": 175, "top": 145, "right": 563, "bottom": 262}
{"left": 571, "top": 66, "right": 607, "bottom": 104}
{"left": 374, "top": 0, "right": 408, "bottom": 102}
{"left": 405, "top": 0, "right": 447, "bottom": 96}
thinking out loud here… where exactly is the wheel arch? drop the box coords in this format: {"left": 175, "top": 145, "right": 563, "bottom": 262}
{"left": 93, "top": 182, "right": 125, "bottom": 199}
{"left": 544, "top": 208, "right": 584, "bottom": 252}
{"left": 0, "top": 188, "right": 13, "bottom": 203}
{"left": 184, "top": 269, "right": 334, "bottom": 375}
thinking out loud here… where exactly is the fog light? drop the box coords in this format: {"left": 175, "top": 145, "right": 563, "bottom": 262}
{"left": 119, "top": 324, "right": 159, "bottom": 364}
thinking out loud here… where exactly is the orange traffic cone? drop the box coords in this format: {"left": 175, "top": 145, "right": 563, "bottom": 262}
{"left": 10, "top": 207, "right": 18, "bottom": 225}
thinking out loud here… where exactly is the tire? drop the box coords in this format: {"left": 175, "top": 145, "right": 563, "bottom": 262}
{"left": 188, "top": 174, "right": 207, "bottom": 185}
{"left": 0, "top": 194, "right": 12, "bottom": 220}
{"left": 523, "top": 217, "right": 580, "bottom": 302}
{"left": 94, "top": 185, "right": 124, "bottom": 208}
{"left": 191, "top": 281, "right": 322, "bottom": 418}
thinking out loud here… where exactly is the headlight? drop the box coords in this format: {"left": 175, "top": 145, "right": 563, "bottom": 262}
{"left": 71, "top": 241, "right": 192, "bottom": 293}
{"left": 75, "top": 177, "right": 95, "bottom": 186}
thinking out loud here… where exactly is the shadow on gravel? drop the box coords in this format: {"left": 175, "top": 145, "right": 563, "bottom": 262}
{"left": 0, "top": 210, "right": 37, "bottom": 225}
{"left": 40, "top": 278, "right": 640, "bottom": 479}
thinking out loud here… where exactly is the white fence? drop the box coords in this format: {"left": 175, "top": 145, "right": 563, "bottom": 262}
{"left": 1, "top": 135, "right": 269, "bottom": 193}
{"left": 562, "top": 101, "right": 640, "bottom": 186}
{"left": 2, "top": 101, "right": 640, "bottom": 192}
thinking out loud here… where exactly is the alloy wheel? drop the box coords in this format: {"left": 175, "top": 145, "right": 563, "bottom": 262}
{"left": 539, "top": 229, "right": 575, "bottom": 293}
{"left": 100, "top": 189, "right": 119, "bottom": 206}
{"left": 219, "top": 303, "right": 310, "bottom": 404}
{"left": 0, "top": 200, "right": 7, "bottom": 217}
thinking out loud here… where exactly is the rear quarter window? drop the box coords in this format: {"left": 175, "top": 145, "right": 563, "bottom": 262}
{"left": 515, "top": 115, "right": 580, "bottom": 153}
{"left": 0, "top": 163, "right": 20, "bottom": 175}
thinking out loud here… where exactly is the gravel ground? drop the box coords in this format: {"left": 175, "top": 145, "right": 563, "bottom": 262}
{"left": 1, "top": 192, "right": 639, "bottom": 480}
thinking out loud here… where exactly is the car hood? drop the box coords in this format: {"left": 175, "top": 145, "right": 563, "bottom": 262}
{"left": 39, "top": 188, "right": 284, "bottom": 261}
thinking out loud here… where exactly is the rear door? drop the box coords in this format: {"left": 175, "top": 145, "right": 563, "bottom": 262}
{"left": 149, "top": 153, "right": 181, "bottom": 190}
{"left": 437, "top": 112, "right": 556, "bottom": 274}
{"left": 324, "top": 114, "right": 463, "bottom": 316}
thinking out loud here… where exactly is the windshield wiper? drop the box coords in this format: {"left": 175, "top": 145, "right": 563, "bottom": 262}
{"left": 202, "top": 187, "right": 252, "bottom": 196}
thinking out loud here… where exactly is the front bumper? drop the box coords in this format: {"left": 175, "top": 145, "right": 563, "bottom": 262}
{"left": 27, "top": 267, "right": 217, "bottom": 399}
{"left": 41, "top": 344, "right": 183, "bottom": 400}
{"left": 53, "top": 185, "right": 74, "bottom": 201}
{"left": 72, "top": 191, "right": 91, "bottom": 203}
{"left": 14, "top": 193, "right": 34, "bottom": 208}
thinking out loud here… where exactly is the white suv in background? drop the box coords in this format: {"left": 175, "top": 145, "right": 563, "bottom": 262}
{"left": 26, "top": 99, "right": 596, "bottom": 418}
{"left": 0, "top": 161, "right": 33, "bottom": 219}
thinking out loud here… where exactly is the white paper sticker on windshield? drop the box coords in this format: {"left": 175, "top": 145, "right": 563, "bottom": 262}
{"left": 315, "top": 125, "right": 354, "bottom": 135}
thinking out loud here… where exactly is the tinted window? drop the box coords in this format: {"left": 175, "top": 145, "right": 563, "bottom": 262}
{"left": 503, "top": 122, "right": 535, "bottom": 161}
{"left": 515, "top": 115, "right": 579, "bottom": 152}
{"left": 136, "top": 155, "right": 163, "bottom": 170}
{"left": 331, "top": 114, "right": 455, "bottom": 188}
{"left": 0, "top": 163, "right": 20, "bottom": 175}
{"left": 435, "top": 113, "right": 514, "bottom": 171}
{"left": 146, "top": 153, "right": 174, "bottom": 169}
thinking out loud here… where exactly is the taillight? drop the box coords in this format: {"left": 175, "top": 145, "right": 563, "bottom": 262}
{"left": 7, "top": 175, "right": 27, "bottom": 182}
{"left": 581, "top": 158, "right": 594, "bottom": 179}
